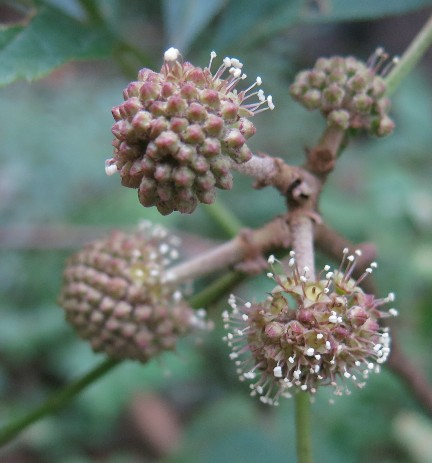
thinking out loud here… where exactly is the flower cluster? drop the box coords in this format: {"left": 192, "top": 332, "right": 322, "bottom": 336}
{"left": 106, "top": 47, "right": 274, "bottom": 215}
{"left": 223, "top": 249, "right": 397, "bottom": 405}
{"left": 59, "top": 222, "right": 206, "bottom": 362}
{"left": 289, "top": 49, "right": 396, "bottom": 136}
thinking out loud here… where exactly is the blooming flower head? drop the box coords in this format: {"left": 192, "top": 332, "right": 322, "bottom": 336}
{"left": 289, "top": 48, "right": 397, "bottom": 136}
{"left": 59, "top": 221, "right": 207, "bottom": 362}
{"left": 223, "top": 249, "right": 397, "bottom": 405}
{"left": 106, "top": 47, "right": 274, "bottom": 215}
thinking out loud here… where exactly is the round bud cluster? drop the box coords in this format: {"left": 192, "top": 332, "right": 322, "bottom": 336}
{"left": 58, "top": 222, "right": 204, "bottom": 362}
{"left": 106, "top": 47, "right": 274, "bottom": 215}
{"left": 289, "top": 49, "right": 396, "bottom": 136}
{"left": 223, "top": 249, "right": 397, "bottom": 405}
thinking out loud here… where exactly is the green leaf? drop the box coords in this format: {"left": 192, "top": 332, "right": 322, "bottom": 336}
{"left": 305, "top": 0, "right": 432, "bottom": 22}
{"left": 210, "top": 0, "right": 432, "bottom": 50}
{"left": 162, "top": 0, "right": 225, "bottom": 52}
{"left": 0, "top": 4, "right": 115, "bottom": 86}
{"left": 210, "top": 0, "right": 301, "bottom": 51}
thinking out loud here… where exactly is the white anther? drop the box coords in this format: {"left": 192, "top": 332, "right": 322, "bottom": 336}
{"left": 268, "top": 255, "right": 276, "bottom": 264}
{"left": 355, "top": 249, "right": 362, "bottom": 256}
{"left": 267, "top": 95, "right": 275, "bottom": 110}
{"left": 293, "top": 369, "right": 301, "bottom": 380}
{"left": 223, "top": 57, "right": 231, "bottom": 67}
{"left": 164, "top": 47, "right": 180, "bottom": 61}
{"left": 370, "top": 262, "right": 378, "bottom": 268}
{"left": 105, "top": 161, "right": 118, "bottom": 176}
{"left": 230, "top": 58, "right": 243, "bottom": 68}
{"left": 273, "top": 366, "right": 283, "bottom": 378}
{"left": 324, "top": 265, "right": 331, "bottom": 271}
{"left": 267, "top": 272, "right": 273, "bottom": 278}
{"left": 317, "top": 333, "right": 324, "bottom": 339}
{"left": 306, "top": 348, "right": 315, "bottom": 356}
{"left": 326, "top": 341, "right": 331, "bottom": 350}
{"left": 256, "top": 76, "right": 262, "bottom": 85}
{"left": 389, "top": 308, "right": 398, "bottom": 316}
{"left": 244, "top": 302, "right": 252, "bottom": 309}
{"left": 326, "top": 272, "right": 334, "bottom": 279}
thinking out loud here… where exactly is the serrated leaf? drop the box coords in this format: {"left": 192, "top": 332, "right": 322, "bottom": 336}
{"left": 0, "top": 4, "right": 115, "bottom": 86}
{"left": 162, "top": 0, "right": 225, "bottom": 52}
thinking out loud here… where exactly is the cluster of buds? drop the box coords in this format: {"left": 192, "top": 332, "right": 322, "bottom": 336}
{"left": 223, "top": 249, "right": 397, "bottom": 405}
{"left": 106, "top": 47, "right": 274, "bottom": 215}
{"left": 59, "top": 222, "right": 207, "bottom": 362}
{"left": 289, "top": 49, "right": 396, "bottom": 136}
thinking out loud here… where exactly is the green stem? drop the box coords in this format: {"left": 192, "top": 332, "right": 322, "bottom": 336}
{"left": 203, "top": 199, "right": 243, "bottom": 237}
{"left": 295, "top": 392, "right": 313, "bottom": 463}
{"left": 189, "top": 271, "right": 245, "bottom": 309}
{"left": 0, "top": 357, "right": 120, "bottom": 446}
{"left": 385, "top": 13, "right": 432, "bottom": 95}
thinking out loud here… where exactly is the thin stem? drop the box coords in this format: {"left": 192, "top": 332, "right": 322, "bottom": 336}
{"left": 289, "top": 212, "right": 315, "bottom": 463}
{"left": 190, "top": 271, "right": 245, "bottom": 309}
{"left": 0, "top": 357, "right": 120, "bottom": 446}
{"left": 203, "top": 199, "right": 242, "bottom": 237}
{"left": 385, "top": 13, "right": 432, "bottom": 95}
{"left": 295, "top": 392, "right": 313, "bottom": 463}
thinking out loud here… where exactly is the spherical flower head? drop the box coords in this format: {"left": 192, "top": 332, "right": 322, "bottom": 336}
{"left": 105, "top": 48, "right": 274, "bottom": 215}
{"left": 58, "top": 221, "right": 205, "bottom": 362}
{"left": 223, "top": 250, "right": 397, "bottom": 405}
{"left": 289, "top": 49, "right": 396, "bottom": 136}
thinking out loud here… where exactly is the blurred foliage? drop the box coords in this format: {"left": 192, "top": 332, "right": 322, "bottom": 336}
{"left": 1, "top": 0, "right": 432, "bottom": 462}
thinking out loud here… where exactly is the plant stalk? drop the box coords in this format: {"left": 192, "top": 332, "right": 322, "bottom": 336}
{"left": 385, "top": 13, "right": 432, "bottom": 95}
{"left": 0, "top": 357, "right": 120, "bottom": 447}
{"left": 295, "top": 392, "right": 313, "bottom": 463}
{"left": 289, "top": 212, "right": 315, "bottom": 463}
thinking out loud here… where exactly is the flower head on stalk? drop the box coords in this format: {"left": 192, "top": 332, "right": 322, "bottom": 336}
{"left": 59, "top": 221, "right": 209, "bottom": 362}
{"left": 106, "top": 47, "right": 274, "bottom": 215}
{"left": 290, "top": 48, "right": 398, "bottom": 136}
{"left": 223, "top": 249, "right": 397, "bottom": 405}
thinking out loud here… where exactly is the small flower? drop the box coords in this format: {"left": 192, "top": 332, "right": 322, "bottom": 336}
{"left": 223, "top": 251, "right": 396, "bottom": 405}
{"left": 106, "top": 48, "right": 274, "bottom": 215}
{"left": 58, "top": 221, "right": 205, "bottom": 362}
{"left": 289, "top": 49, "right": 397, "bottom": 136}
